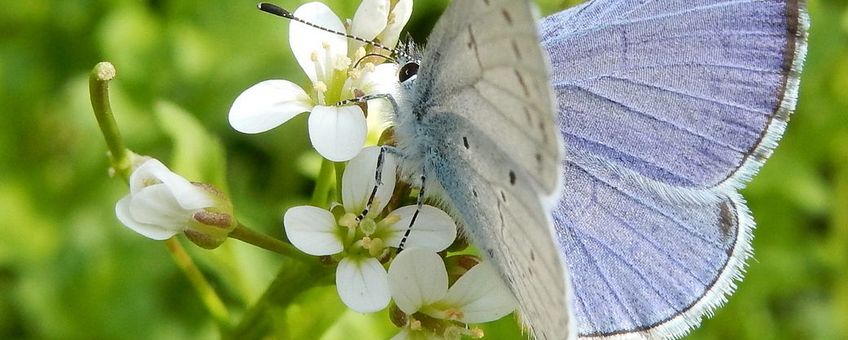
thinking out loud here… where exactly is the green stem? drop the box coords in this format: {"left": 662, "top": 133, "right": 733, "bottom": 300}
{"left": 165, "top": 238, "right": 232, "bottom": 329}
{"left": 334, "top": 161, "right": 346, "bottom": 203}
{"left": 229, "top": 223, "right": 314, "bottom": 264}
{"left": 311, "top": 158, "right": 335, "bottom": 207}
{"left": 88, "top": 62, "right": 230, "bottom": 330}
{"left": 89, "top": 62, "right": 132, "bottom": 180}
{"left": 228, "top": 260, "right": 333, "bottom": 339}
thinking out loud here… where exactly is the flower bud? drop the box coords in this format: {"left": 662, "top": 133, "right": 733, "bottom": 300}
{"left": 115, "top": 159, "right": 237, "bottom": 248}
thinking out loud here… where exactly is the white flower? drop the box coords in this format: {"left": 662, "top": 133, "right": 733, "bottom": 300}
{"left": 284, "top": 147, "right": 457, "bottom": 312}
{"left": 229, "top": 1, "right": 408, "bottom": 161}
{"left": 388, "top": 248, "right": 517, "bottom": 340}
{"left": 349, "top": 0, "right": 413, "bottom": 52}
{"left": 115, "top": 159, "right": 235, "bottom": 247}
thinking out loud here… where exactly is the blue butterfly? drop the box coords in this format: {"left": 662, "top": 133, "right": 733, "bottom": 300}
{"left": 263, "top": 0, "right": 808, "bottom": 338}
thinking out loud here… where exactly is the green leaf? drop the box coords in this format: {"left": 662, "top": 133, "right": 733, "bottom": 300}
{"left": 155, "top": 101, "right": 228, "bottom": 190}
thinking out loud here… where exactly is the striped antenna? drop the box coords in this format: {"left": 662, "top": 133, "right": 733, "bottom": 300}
{"left": 257, "top": 2, "right": 409, "bottom": 60}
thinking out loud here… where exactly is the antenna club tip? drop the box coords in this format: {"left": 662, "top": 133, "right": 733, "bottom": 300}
{"left": 257, "top": 3, "right": 292, "bottom": 18}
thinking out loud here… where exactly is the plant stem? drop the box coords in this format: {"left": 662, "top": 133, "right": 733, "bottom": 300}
{"left": 89, "top": 62, "right": 132, "bottom": 180}
{"left": 88, "top": 62, "right": 230, "bottom": 330}
{"left": 228, "top": 260, "right": 333, "bottom": 339}
{"left": 229, "top": 223, "right": 314, "bottom": 264}
{"left": 334, "top": 161, "right": 346, "bottom": 203}
{"left": 311, "top": 158, "right": 335, "bottom": 207}
{"left": 165, "top": 238, "right": 232, "bottom": 329}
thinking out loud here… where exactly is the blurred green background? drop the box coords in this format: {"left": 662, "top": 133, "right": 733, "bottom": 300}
{"left": 1, "top": 0, "right": 846, "bottom": 339}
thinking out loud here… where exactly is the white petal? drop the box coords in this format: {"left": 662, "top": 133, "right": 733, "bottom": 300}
{"left": 283, "top": 206, "right": 343, "bottom": 256}
{"left": 342, "top": 146, "right": 397, "bottom": 214}
{"left": 128, "top": 185, "right": 194, "bottom": 229}
{"left": 350, "top": 0, "right": 389, "bottom": 50}
{"left": 440, "top": 262, "right": 517, "bottom": 324}
{"left": 383, "top": 205, "right": 456, "bottom": 251}
{"left": 128, "top": 158, "right": 213, "bottom": 210}
{"left": 308, "top": 105, "right": 368, "bottom": 162}
{"left": 128, "top": 158, "right": 169, "bottom": 193}
{"left": 336, "top": 257, "right": 391, "bottom": 313}
{"left": 228, "top": 80, "right": 312, "bottom": 134}
{"left": 358, "top": 63, "right": 399, "bottom": 96}
{"left": 378, "top": 0, "right": 413, "bottom": 48}
{"left": 387, "top": 248, "right": 448, "bottom": 315}
{"left": 155, "top": 169, "right": 214, "bottom": 210}
{"left": 290, "top": 3, "right": 347, "bottom": 82}
{"left": 115, "top": 195, "right": 178, "bottom": 240}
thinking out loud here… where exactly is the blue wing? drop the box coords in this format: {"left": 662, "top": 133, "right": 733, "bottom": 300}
{"left": 541, "top": 0, "right": 807, "bottom": 190}
{"left": 540, "top": 0, "right": 808, "bottom": 337}
{"left": 554, "top": 149, "right": 751, "bottom": 338}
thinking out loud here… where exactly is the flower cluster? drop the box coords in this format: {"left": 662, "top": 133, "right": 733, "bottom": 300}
{"left": 111, "top": 0, "right": 518, "bottom": 337}
{"left": 228, "top": 0, "right": 410, "bottom": 161}
{"left": 285, "top": 147, "right": 458, "bottom": 312}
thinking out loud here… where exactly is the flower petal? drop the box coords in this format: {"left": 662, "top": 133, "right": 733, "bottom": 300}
{"left": 283, "top": 206, "right": 343, "bottom": 256}
{"left": 350, "top": 0, "right": 389, "bottom": 50}
{"left": 308, "top": 105, "right": 368, "bottom": 162}
{"left": 290, "top": 2, "right": 347, "bottom": 82}
{"left": 228, "top": 80, "right": 312, "bottom": 134}
{"left": 358, "top": 63, "right": 399, "bottom": 96}
{"left": 115, "top": 195, "right": 178, "bottom": 240}
{"left": 128, "top": 158, "right": 170, "bottom": 193}
{"left": 157, "top": 172, "right": 215, "bottom": 211}
{"left": 342, "top": 146, "right": 397, "bottom": 214}
{"left": 387, "top": 248, "right": 448, "bottom": 315}
{"left": 336, "top": 257, "right": 391, "bottom": 313}
{"left": 439, "top": 261, "right": 517, "bottom": 324}
{"left": 383, "top": 205, "right": 456, "bottom": 251}
{"left": 128, "top": 185, "right": 195, "bottom": 229}
{"left": 378, "top": 0, "right": 413, "bottom": 48}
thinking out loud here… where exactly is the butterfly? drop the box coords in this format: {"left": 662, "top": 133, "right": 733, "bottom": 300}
{"left": 387, "top": 0, "right": 808, "bottom": 339}
{"left": 259, "top": 0, "right": 808, "bottom": 338}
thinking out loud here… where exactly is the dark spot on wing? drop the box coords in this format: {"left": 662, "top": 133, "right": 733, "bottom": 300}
{"left": 515, "top": 69, "right": 530, "bottom": 96}
{"left": 483, "top": 0, "right": 490, "bottom": 5}
{"left": 539, "top": 121, "right": 548, "bottom": 144}
{"left": 719, "top": 201, "right": 737, "bottom": 249}
{"left": 501, "top": 9, "right": 513, "bottom": 25}
{"left": 472, "top": 189, "right": 478, "bottom": 198}
{"left": 511, "top": 40, "right": 522, "bottom": 60}
{"left": 535, "top": 153, "right": 542, "bottom": 163}
{"left": 463, "top": 136, "right": 470, "bottom": 149}
{"left": 530, "top": 250, "right": 535, "bottom": 261}
{"left": 509, "top": 170, "right": 516, "bottom": 185}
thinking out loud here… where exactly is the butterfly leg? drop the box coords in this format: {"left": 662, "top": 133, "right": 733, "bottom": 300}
{"left": 336, "top": 93, "right": 400, "bottom": 118}
{"left": 354, "top": 145, "right": 394, "bottom": 222}
{"left": 397, "top": 173, "right": 426, "bottom": 252}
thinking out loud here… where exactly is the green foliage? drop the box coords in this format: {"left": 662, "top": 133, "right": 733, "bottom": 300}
{"left": 0, "top": 0, "right": 845, "bottom": 339}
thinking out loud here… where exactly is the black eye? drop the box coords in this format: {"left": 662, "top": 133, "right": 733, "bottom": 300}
{"left": 398, "top": 62, "right": 419, "bottom": 82}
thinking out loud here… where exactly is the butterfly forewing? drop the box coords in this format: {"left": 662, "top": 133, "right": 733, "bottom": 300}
{"left": 419, "top": 0, "right": 561, "bottom": 195}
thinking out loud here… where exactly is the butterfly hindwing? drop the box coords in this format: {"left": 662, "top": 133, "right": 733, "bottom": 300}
{"left": 555, "top": 148, "right": 751, "bottom": 338}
